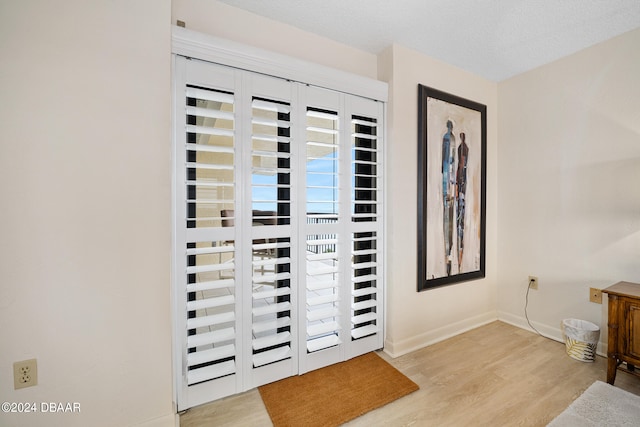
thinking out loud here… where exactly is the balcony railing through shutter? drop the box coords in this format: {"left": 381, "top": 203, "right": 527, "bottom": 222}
{"left": 305, "top": 107, "right": 341, "bottom": 353}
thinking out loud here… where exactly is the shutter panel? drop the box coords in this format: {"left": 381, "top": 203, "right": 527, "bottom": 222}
{"left": 248, "top": 92, "right": 297, "bottom": 384}
{"left": 185, "top": 83, "right": 238, "bottom": 386}
{"left": 347, "top": 99, "right": 384, "bottom": 358}
{"left": 304, "top": 106, "right": 342, "bottom": 355}
{"left": 239, "top": 73, "right": 301, "bottom": 390}
{"left": 175, "top": 57, "right": 243, "bottom": 409}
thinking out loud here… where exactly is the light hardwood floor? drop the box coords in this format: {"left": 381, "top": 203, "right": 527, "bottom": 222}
{"left": 180, "top": 321, "right": 640, "bottom": 426}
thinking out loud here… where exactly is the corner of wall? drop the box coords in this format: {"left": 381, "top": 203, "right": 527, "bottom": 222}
{"left": 376, "top": 45, "right": 394, "bottom": 83}
{"left": 384, "top": 311, "right": 498, "bottom": 358}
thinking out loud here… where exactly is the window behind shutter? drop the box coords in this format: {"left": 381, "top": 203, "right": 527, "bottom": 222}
{"left": 174, "top": 56, "right": 385, "bottom": 410}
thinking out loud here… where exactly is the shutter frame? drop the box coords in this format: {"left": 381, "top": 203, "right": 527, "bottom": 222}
{"left": 173, "top": 31, "right": 387, "bottom": 410}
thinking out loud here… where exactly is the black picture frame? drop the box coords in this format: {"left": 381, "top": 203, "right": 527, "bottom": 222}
{"left": 417, "top": 85, "right": 486, "bottom": 291}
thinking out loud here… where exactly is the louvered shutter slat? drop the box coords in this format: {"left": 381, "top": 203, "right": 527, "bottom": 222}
{"left": 187, "top": 360, "right": 236, "bottom": 386}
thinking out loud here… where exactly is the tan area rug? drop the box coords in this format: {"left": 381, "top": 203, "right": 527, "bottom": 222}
{"left": 258, "top": 352, "right": 419, "bottom": 427}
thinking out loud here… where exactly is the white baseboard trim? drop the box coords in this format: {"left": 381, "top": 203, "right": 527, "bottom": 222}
{"left": 132, "top": 412, "right": 179, "bottom": 427}
{"left": 497, "top": 311, "right": 607, "bottom": 357}
{"left": 383, "top": 311, "right": 498, "bottom": 358}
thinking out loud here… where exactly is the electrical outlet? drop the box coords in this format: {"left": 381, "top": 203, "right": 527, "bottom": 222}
{"left": 590, "top": 288, "right": 602, "bottom": 304}
{"left": 528, "top": 276, "right": 538, "bottom": 290}
{"left": 13, "top": 359, "right": 37, "bottom": 389}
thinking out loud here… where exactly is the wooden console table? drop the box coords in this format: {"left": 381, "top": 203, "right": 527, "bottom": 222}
{"left": 602, "top": 281, "right": 640, "bottom": 385}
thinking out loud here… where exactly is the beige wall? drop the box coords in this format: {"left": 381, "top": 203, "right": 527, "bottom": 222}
{"left": 380, "top": 44, "right": 499, "bottom": 356}
{"left": 497, "top": 29, "right": 640, "bottom": 346}
{"left": 171, "top": 0, "right": 378, "bottom": 79}
{"left": 0, "top": 1, "right": 175, "bottom": 426}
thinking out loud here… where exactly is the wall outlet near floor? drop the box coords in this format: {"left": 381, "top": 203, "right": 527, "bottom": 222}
{"left": 13, "top": 359, "right": 37, "bottom": 389}
{"left": 528, "top": 276, "right": 538, "bottom": 290}
{"left": 590, "top": 288, "right": 602, "bottom": 304}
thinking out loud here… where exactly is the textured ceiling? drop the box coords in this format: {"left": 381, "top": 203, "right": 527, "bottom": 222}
{"left": 217, "top": 0, "right": 640, "bottom": 81}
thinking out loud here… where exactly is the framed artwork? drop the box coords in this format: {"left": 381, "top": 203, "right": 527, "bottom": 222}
{"left": 417, "top": 85, "right": 486, "bottom": 291}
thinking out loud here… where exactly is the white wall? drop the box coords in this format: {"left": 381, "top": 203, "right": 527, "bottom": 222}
{"left": 379, "top": 44, "right": 499, "bottom": 357}
{"left": 0, "top": 1, "right": 175, "bottom": 426}
{"left": 497, "top": 29, "right": 640, "bottom": 348}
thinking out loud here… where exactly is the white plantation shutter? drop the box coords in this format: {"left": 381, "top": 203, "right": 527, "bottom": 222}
{"left": 174, "top": 53, "right": 385, "bottom": 410}
{"left": 174, "top": 59, "right": 242, "bottom": 408}
{"left": 304, "top": 106, "right": 342, "bottom": 357}
{"left": 246, "top": 86, "right": 298, "bottom": 389}
{"left": 350, "top": 105, "right": 383, "bottom": 356}
{"left": 347, "top": 98, "right": 384, "bottom": 358}
{"left": 183, "top": 87, "right": 238, "bottom": 385}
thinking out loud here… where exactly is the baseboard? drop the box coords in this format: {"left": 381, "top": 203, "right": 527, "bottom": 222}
{"left": 497, "top": 311, "right": 608, "bottom": 357}
{"left": 131, "top": 412, "right": 179, "bottom": 427}
{"left": 383, "top": 311, "right": 498, "bottom": 358}
{"left": 383, "top": 311, "right": 608, "bottom": 359}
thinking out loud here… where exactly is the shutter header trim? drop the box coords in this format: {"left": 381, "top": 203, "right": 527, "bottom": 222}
{"left": 172, "top": 26, "right": 388, "bottom": 103}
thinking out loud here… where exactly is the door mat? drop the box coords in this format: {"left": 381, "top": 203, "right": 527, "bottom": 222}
{"left": 258, "top": 352, "right": 419, "bottom": 427}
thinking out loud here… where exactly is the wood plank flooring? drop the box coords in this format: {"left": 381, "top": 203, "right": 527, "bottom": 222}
{"left": 180, "top": 321, "right": 640, "bottom": 426}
